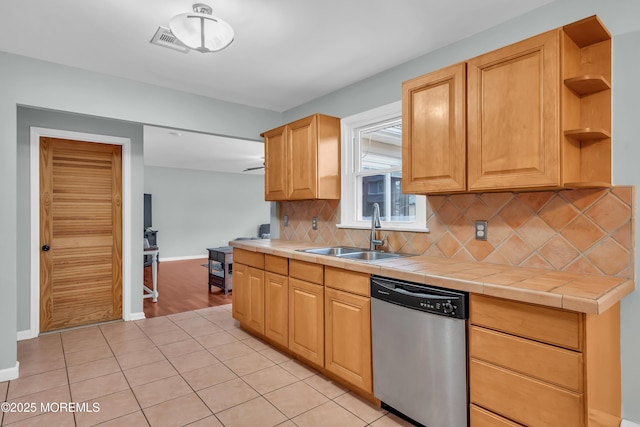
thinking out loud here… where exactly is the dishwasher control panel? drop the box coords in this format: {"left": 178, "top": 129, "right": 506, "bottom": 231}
{"left": 371, "top": 275, "right": 468, "bottom": 319}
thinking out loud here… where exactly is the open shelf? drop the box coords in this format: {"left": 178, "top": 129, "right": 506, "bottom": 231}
{"left": 564, "top": 128, "right": 611, "bottom": 141}
{"left": 563, "top": 15, "right": 611, "bottom": 47}
{"left": 564, "top": 75, "right": 611, "bottom": 96}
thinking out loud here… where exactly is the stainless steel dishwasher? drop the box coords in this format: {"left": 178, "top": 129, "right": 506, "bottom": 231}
{"left": 371, "top": 275, "right": 468, "bottom": 427}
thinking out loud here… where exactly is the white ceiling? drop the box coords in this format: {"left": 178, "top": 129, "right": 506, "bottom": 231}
{"left": 144, "top": 126, "right": 265, "bottom": 175}
{"left": 0, "top": 0, "right": 554, "bottom": 173}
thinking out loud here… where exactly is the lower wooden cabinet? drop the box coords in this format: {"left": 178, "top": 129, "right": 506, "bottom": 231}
{"left": 289, "top": 277, "right": 324, "bottom": 367}
{"left": 324, "top": 287, "right": 372, "bottom": 393}
{"left": 231, "top": 263, "right": 248, "bottom": 323}
{"left": 470, "top": 404, "right": 523, "bottom": 427}
{"left": 469, "top": 294, "right": 621, "bottom": 427}
{"left": 232, "top": 262, "right": 265, "bottom": 334}
{"left": 245, "top": 266, "right": 265, "bottom": 334}
{"left": 265, "top": 271, "right": 288, "bottom": 347}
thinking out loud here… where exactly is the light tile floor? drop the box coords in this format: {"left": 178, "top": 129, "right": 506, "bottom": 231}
{"left": 1, "top": 305, "right": 413, "bottom": 427}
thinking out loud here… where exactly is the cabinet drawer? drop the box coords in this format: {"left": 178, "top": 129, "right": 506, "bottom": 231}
{"left": 324, "top": 267, "right": 369, "bottom": 296}
{"left": 265, "top": 254, "right": 288, "bottom": 275}
{"left": 470, "top": 404, "right": 523, "bottom": 427}
{"left": 470, "top": 326, "right": 583, "bottom": 392}
{"left": 470, "top": 359, "right": 583, "bottom": 427}
{"left": 290, "top": 259, "right": 323, "bottom": 285}
{"left": 470, "top": 294, "right": 582, "bottom": 351}
{"left": 233, "top": 248, "right": 265, "bottom": 269}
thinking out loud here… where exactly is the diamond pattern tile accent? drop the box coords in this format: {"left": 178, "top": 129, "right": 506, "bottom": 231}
{"left": 539, "top": 195, "right": 579, "bottom": 230}
{"left": 539, "top": 236, "right": 579, "bottom": 270}
{"left": 499, "top": 235, "right": 533, "bottom": 265}
{"left": 585, "top": 193, "right": 631, "bottom": 233}
{"left": 277, "top": 186, "right": 633, "bottom": 278}
{"left": 517, "top": 191, "right": 554, "bottom": 212}
{"left": 499, "top": 199, "right": 533, "bottom": 229}
{"left": 561, "top": 216, "right": 605, "bottom": 252}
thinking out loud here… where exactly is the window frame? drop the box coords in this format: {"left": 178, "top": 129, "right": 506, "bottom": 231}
{"left": 338, "top": 101, "right": 428, "bottom": 232}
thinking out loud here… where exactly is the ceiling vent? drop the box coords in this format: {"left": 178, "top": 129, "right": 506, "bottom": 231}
{"left": 150, "top": 27, "right": 190, "bottom": 54}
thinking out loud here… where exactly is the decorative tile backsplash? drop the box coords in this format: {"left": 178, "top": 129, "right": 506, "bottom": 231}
{"left": 278, "top": 187, "right": 634, "bottom": 278}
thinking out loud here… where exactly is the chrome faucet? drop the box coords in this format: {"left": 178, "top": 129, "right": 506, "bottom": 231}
{"left": 370, "top": 203, "right": 383, "bottom": 251}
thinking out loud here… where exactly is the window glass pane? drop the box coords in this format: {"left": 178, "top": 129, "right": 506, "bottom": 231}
{"left": 359, "top": 121, "right": 401, "bottom": 172}
{"left": 391, "top": 172, "right": 416, "bottom": 221}
{"left": 361, "top": 174, "right": 386, "bottom": 221}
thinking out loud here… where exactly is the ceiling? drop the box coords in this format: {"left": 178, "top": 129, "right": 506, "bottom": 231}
{"left": 143, "top": 125, "right": 265, "bottom": 175}
{"left": 0, "top": 0, "right": 554, "bottom": 173}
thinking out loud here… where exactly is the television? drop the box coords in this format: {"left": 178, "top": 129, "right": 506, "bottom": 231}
{"left": 144, "top": 193, "right": 152, "bottom": 229}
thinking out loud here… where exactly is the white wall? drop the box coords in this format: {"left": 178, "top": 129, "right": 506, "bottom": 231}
{"left": 144, "top": 166, "right": 270, "bottom": 259}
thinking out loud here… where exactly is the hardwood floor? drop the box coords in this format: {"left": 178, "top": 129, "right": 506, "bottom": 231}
{"left": 143, "top": 258, "right": 232, "bottom": 318}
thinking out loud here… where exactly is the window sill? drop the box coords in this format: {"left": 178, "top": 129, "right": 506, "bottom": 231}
{"left": 336, "top": 223, "right": 430, "bottom": 233}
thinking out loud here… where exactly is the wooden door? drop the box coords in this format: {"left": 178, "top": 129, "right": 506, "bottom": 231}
{"left": 324, "top": 288, "right": 372, "bottom": 392}
{"left": 289, "top": 277, "right": 324, "bottom": 367}
{"left": 232, "top": 263, "right": 248, "bottom": 322}
{"left": 263, "top": 125, "right": 288, "bottom": 201}
{"left": 467, "top": 29, "right": 560, "bottom": 191}
{"left": 39, "top": 137, "right": 122, "bottom": 332}
{"left": 402, "top": 62, "right": 467, "bottom": 194}
{"left": 246, "top": 266, "right": 265, "bottom": 334}
{"left": 287, "top": 115, "right": 318, "bottom": 200}
{"left": 265, "top": 271, "right": 288, "bottom": 347}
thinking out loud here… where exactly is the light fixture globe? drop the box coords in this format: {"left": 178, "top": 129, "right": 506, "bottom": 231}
{"left": 169, "top": 3, "right": 234, "bottom": 53}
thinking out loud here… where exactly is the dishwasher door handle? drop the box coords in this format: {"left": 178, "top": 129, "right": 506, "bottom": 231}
{"left": 372, "top": 278, "right": 448, "bottom": 300}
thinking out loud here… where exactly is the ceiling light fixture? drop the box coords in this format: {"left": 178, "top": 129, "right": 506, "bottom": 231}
{"left": 169, "top": 3, "right": 234, "bottom": 53}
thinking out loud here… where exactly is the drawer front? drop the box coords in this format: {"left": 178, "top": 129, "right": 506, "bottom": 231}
{"left": 470, "top": 326, "right": 583, "bottom": 392}
{"left": 265, "top": 254, "right": 288, "bottom": 275}
{"left": 233, "top": 248, "right": 265, "bottom": 269}
{"left": 470, "top": 359, "right": 583, "bottom": 427}
{"left": 470, "top": 294, "right": 582, "bottom": 351}
{"left": 324, "top": 267, "right": 369, "bottom": 296}
{"left": 470, "top": 404, "right": 524, "bottom": 427}
{"left": 290, "top": 259, "right": 323, "bottom": 285}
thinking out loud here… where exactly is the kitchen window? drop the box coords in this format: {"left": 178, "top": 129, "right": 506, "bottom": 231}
{"left": 339, "top": 101, "right": 427, "bottom": 232}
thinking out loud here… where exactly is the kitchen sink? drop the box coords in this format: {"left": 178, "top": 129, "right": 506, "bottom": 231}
{"left": 337, "top": 251, "right": 406, "bottom": 261}
{"left": 297, "top": 247, "right": 413, "bottom": 262}
{"left": 298, "top": 247, "right": 363, "bottom": 256}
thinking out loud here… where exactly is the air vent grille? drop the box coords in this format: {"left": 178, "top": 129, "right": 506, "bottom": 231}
{"left": 150, "top": 27, "right": 189, "bottom": 54}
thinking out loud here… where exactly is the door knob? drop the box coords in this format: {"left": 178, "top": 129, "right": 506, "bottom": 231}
{"left": 42, "top": 245, "right": 50, "bottom": 252}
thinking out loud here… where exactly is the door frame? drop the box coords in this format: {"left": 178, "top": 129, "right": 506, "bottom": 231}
{"left": 25, "top": 127, "right": 134, "bottom": 339}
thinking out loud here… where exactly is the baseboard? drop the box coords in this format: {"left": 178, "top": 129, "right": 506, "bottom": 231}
{"left": 0, "top": 361, "right": 19, "bottom": 382}
{"left": 126, "top": 312, "right": 146, "bottom": 321}
{"left": 17, "top": 329, "right": 37, "bottom": 341}
{"left": 158, "top": 255, "right": 207, "bottom": 262}
{"left": 622, "top": 419, "right": 640, "bottom": 427}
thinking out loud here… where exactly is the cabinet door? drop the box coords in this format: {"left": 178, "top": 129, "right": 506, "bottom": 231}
{"left": 402, "top": 62, "right": 467, "bottom": 194}
{"left": 467, "top": 29, "right": 560, "bottom": 191}
{"left": 265, "top": 272, "right": 288, "bottom": 347}
{"left": 264, "top": 125, "right": 288, "bottom": 201}
{"left": 232, "top": 263, "right": 248, "bottom": 322}
{"left": 289, "top": 277, "right": 324, "bottom": 367}
{"left": 287, "top": 115, "right": 318, "bottom": 200}
{"left": 324, "top": 288, "right": 372, "bottom": 393}
{"left": 246, "top": 266, "right": 265, "bottom": 334}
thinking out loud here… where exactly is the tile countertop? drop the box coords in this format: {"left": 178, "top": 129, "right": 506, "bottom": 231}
{"left": 229, "top": 239, "right": 635, "bottom": 315}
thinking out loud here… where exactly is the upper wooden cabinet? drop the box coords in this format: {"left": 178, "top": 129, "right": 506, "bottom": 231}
{"left": 402, "top": 63, "right": 467, "bottom": 193}
{"left": 263, "top": 113, "right": 341, "bottom": 201}
{"left": 403, "top": 15, "right": 611, "bottom": 194}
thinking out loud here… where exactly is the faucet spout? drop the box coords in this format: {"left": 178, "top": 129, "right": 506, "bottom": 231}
{"left": 370, "top": 203, "right": 383, "bottom": 251}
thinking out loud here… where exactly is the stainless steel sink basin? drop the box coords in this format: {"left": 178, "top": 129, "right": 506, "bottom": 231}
{"left": 338, "top": 251, "right": 406, "bottom": 261}
{"left": 298, "top": 247, "right": 362, "bottom": 256}
{"left": 297, "top": 246, "right": 413, "bottom": 262}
